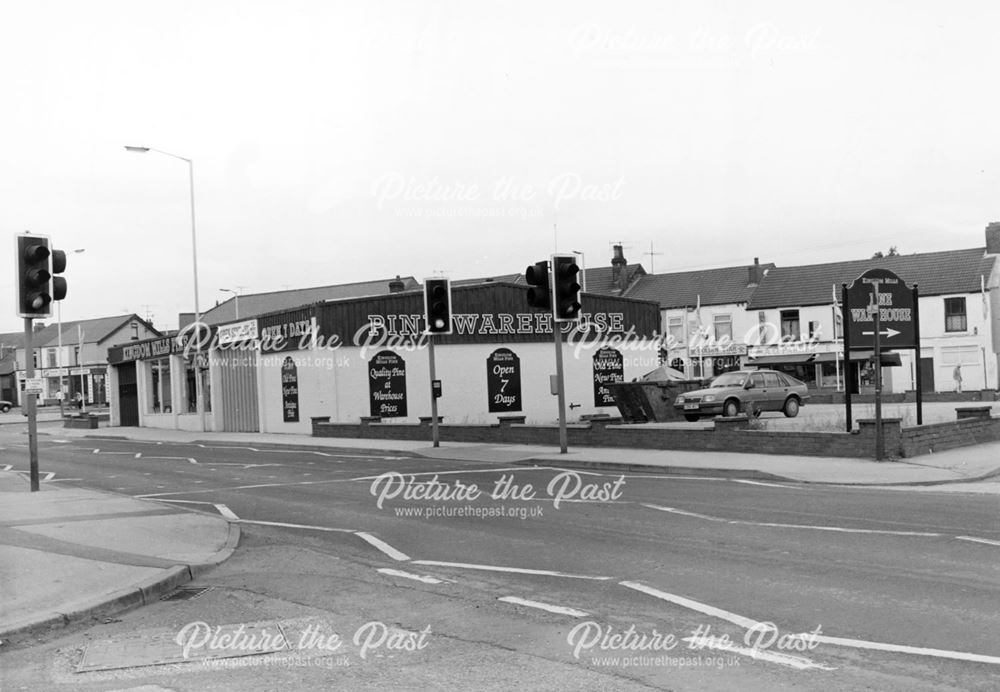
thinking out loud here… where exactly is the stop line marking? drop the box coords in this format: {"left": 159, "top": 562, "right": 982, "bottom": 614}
{"left": 377, "top": 568, "right": 450, "bottom": 585}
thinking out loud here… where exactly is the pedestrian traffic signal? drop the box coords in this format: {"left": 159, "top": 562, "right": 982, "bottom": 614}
{"left": 424, "top": 278, "right": 452, "bottom": 334}
{"left": 16, "top": 234, "right": 66, "bottom": 319}
{"left": 552, "top": 254, "right": 582, "bottom": 321}
{"left": 524, "top": 260, "right": 550, "bottom": 310}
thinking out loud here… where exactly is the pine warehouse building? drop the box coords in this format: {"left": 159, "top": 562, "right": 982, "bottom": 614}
{"left": 106, "top": 282, "right": 661, "bottom": 432}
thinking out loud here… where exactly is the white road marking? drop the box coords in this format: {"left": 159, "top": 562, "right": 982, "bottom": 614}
{"left": 213, "top": 504, "right": 240, "bottom": 520}
{"left": 47, "top": 478, "right": 82, "bottom": 482}
{"left": 146, "top": 498, "right": 216, "bottom": 505}
{"left": 377, "top": 568, "right": 449, "bottom": 584}
{"left": 236, "top": 519, "right": 355, "bottom": 533}
{"left": 956, "top": 535, "right": 1000, "bottom": 547}
{"left": 412, "top": 560, "right": 612, "bottom": 581}
{"left": 134, "top": 453, "right": 142, "bottom": 458}
{"left": 355, "top": 532, "right": 410, "bottom": 561}
{"left": 731, "top": 479, "right": 792, "bottom": 488}
{"left": 348, "top": 466, "right": 575, "bottom": 482}
{"left": 643, "top": 504, "right": 728, "bottom": 522}
{"left": 679, "top": 635, "right": 836, "bottom": 671}
{"left": 621, "top": 581, "right": 1000, "bottom": 666}
{"left": 497, "top": 596, "right": 589, "bottom": 617}
{"left": 643, "top": 504, "right": 941, "bottom": 537}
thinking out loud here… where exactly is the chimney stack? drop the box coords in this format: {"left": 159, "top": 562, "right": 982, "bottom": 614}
{"left": 986, "top": 222, "right": 1000, "bottom": 255}
{"left": 747, "top": 257, "right": 762, "bottom": 287}
{"left": 611, "top": 245, "right": 627, "bottom": 292}
{"left": 388, "top": 276, "right": 406, "bottom": 293}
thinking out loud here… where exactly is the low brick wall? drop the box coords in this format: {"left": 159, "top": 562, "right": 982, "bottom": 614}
{"left": 313, "top": 407, "right": 1000, "bottom": 461}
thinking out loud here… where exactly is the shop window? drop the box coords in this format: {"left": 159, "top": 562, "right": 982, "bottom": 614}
{"left": 944, "top": 297, "right": 966, "bottom": 332}
{"left": 780, "top": 310, "right": 800, "bottom": 340}
{"left": 183, "top": 356, "right": 212, "bottom": 414}
{"left": 713, "top": 314, "right": 733, "bottom": 341}
{"left": 148, "top": 358, "right": 172, "bottom": 414}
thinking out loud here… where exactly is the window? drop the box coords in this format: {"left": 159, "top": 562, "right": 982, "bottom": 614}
{"left": 713, "top": 314, "right": 733, "bottom": 341}
{"left": 667, "top": 317, "right": 684, "bottom": 348}
{"left": 834, "top": 312, "right": 843, "bottom": 339}
{"left": 763, "top": 373, "right": 782, "bottom": 388}
{"left": 73, "top": 346, "right": 80, "bottom": 365}
{"left": 940, "top": 346, "right": 978, "bottom": 366}
{"left": 148, "top": 358, "right": 172, "bottom": 414}
{"left": 46, "top": 348, "right": 57, "bottom": 368}
{"left": 780, "top": 310, "right": 800, "bottom": 340}
{"left": 944, "top": 297, "right": 966, "bottom": 332}
{"left": 183, "top": 355, "right": 212, "bottom": 414}
{"left": 758, "top": 311, "right": 769, "bottom": 345}
{"left": 750, "top": 373, "right": 766, "bottom": 388}
{"left": 131, "top": 322, "right": 139, "bottom": 340}
{"left": 808, "top": 321, "right": 821, "bottom": 339}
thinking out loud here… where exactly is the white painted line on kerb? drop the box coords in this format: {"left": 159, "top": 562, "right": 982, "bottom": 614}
{"left": 412, "top": 560, "right": 612, "bottom": 581}
{"left": 377, "top": 568, "right": 449, "bottom": 584}
{"left": 498, "top": 596, "right": 589, "bottom": 617}
{"left": 214, "top": 503, "right": 240, "bottom": 521}
{"left": 621, "top": 581, "right": 1000, "bottom": 666}
{"left": 956, "top": 535, "right": 1000, "bottom": 547}
{"left": 355, "top": 532, "right": 411, "bottom": 561}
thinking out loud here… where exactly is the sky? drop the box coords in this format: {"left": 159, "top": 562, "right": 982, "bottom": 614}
{"left": 3, "top": 1, "right": 1000, "bottom": 334}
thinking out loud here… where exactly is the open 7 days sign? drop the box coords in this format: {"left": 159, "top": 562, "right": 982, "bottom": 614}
{"left": 845, "top": 268, "right": 917, "bottom": 350}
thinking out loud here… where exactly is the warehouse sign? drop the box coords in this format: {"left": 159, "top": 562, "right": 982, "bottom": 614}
{"left": 369, "top": 351, "right": 407, "bottom": 418}
{"left": 845, "top": 268, "right": 917, "bottom": 349}
{"left": 486, "top": 348, "right": 522, "bottom": 412}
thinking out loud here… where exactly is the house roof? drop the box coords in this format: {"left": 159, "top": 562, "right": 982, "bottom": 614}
{"left": 496, "top": 263, "right": 646, "bottom": 294}
{"left": 626, "top": 262, "right": 775, "bottom": 309}
{"left": 26, "top": 315, "right": 159, "bottom": 349}
{"left": 748, "top": 248, "right": 997, "bottom": 309}
{"left": 201, "top": 277, "right": 422, "bottom": 325}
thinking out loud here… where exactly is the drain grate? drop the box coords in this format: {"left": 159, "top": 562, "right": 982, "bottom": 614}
{"left": 160, "top": 586, "right": 211, "bottom": 602}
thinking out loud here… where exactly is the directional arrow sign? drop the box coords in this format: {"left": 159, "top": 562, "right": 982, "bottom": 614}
{"left": 846, "top": 269, "right": 916, "bottom": 349}
{"left": 861, "top": 328, "right": 901, "bottom": 339}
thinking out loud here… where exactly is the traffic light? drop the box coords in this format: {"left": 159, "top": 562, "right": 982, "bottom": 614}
{"left": 424, "top": 278, "right": 452, "bottom": 334}
{"left": 524, "top": 260, "right": 550, "bottom": 310}
{"left": 552, "top": 254, "right": 582, "bottom": 321}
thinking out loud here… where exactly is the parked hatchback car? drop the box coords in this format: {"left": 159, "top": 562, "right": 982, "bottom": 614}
{"left": 0, "top": 400, "right": 13, "bottom": 413}
{"left": 673, "top": 369, "right": 809, "bottom": 421}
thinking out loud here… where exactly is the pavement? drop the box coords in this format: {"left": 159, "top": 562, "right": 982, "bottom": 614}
{"left": 2, "top": 419, "right": 999, "bottom": 645}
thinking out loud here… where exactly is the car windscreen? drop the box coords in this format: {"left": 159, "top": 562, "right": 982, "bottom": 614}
{"left": 709, "top": 373, "right": 747, "bottom": 387}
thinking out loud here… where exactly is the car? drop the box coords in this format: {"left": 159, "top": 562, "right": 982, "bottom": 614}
{"left": 673, "top": 369, "right": 810, "bottom": 421}
{"left": 0, "top": 400, "right": 12, "bottom": 413}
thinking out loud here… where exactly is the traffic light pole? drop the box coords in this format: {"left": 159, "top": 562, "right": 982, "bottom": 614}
{"left": 23, "top": 318, "right": 39, "bottom": 492}
{"left": 553, "top": 323, "right": 568, "bottom": 454}
{"left": 428, "top": 335, "right": 440, "bottom": 448}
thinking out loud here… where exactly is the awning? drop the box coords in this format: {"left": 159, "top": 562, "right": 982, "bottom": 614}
{"left": 813, "top": 350, "right": 884, "bottom": 363}
{"left": 748, "top": 354, "right": 815, "bottom": 365}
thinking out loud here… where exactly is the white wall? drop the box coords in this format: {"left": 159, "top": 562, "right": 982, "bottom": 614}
{"left": 257, "top": 337, "right": 659, "bottom": 430}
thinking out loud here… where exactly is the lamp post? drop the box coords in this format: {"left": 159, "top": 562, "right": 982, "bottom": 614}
{"left": 125, "top": 145, "right": 205, "bottom": 431}
{"left": 57, "top": 249, "right": 86, "bottom": 416}
{"left": 219, "top": 288, "right": 240, "bottom": 320}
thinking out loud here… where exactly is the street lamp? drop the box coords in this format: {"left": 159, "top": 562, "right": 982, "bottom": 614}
{"left": 125, "top": 145, "right": 205, "bottom": 431}
{"left": 219, "top": 288, "right": 240, "bottom": 320}
{"left": 57, "top": 248, "right": 86, "bottom": 416}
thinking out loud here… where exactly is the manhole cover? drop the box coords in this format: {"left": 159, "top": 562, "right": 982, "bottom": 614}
{"left": 160, "top": 587, "right": 211, "bottom": 602}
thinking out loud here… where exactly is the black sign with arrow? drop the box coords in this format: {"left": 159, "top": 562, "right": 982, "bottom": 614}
{"left": 845, "top": 268, "right": 917, "bottom": 349}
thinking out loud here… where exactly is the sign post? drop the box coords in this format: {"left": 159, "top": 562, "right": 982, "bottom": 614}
{"left": 844, "top": 268, "right": 922, "bottom": 456}
{"left": 23, "top": 318, "right": 40, "bottom": 491}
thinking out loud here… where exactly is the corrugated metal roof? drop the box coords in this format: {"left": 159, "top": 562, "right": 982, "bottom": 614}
{"left": 626, "top": 263, "right": 775, "bottom": 309}
{"left": 748, "top": 248, "right": 996, "bottom": 309}
{"left": 202, "top": 277, "right": 421, "bottom": 325}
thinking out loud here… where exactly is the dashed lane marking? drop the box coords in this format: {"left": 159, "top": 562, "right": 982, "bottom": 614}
{"left": 731, "top": 479, "right": 793, "bottom": 488}
{"left": 355, "top": 532, "right": 411, "bottom": 561}
{"left": 641, "top": 504, "right": 727, "bottom": 522}
{"left": 497, "top": 596, "right": 589, "bottom": 617}
{"left": 411, "top": 560, "right": 612, "bottom": 581}
{"left": 377, "top": 568, "right": 450, "bottom": 585}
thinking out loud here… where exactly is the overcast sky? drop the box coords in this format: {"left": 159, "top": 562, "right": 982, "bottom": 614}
{"left": 3, "top": 1, "right": 999, "bottom": 334}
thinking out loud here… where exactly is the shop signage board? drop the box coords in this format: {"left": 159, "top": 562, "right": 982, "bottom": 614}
{"left": 592, "top": 347, "right": 624, "bottom": 407}
{"left": 281, "top": 357, "right": 299, "bottom": 423}
{"left": 486, "top": 348, "right": 522, "bottom": 413}
{"left": 368, "top": 350, "right": 407, "bottom": 418}
{"left": 218, "top": 319, "right": 259, "bottom": 346}
{"left": 845, "top": 268, "right": 917, "bottom": 349}
{"left": 23, "top": 377, "right": 44, "bottom": 394}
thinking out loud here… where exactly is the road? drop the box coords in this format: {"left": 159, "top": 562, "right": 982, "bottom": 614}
{"left": 1, "top": 428, "right": 998, "bottom": 690}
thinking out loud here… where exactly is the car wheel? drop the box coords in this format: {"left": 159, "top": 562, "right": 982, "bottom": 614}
{"left": 0, "top": 404, "right": 9, "bottom": 413}
{"left": 723, "top": 399, "right": 740, "bottom": 418}
{"left": 684, "top": 414, "right": 700, "bottom": 422}
{"left": 783, "top": 397, "right": 800, "bottom": 418}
